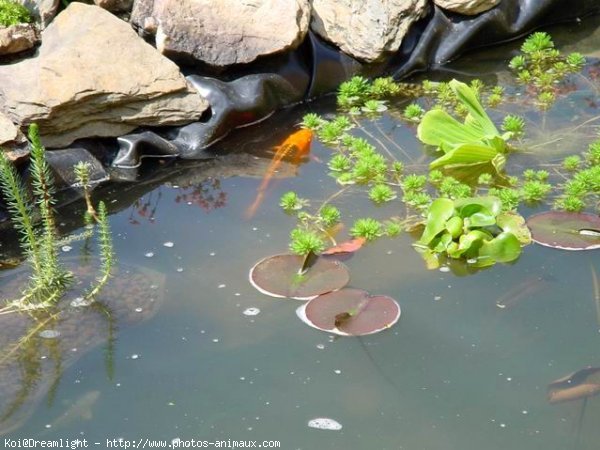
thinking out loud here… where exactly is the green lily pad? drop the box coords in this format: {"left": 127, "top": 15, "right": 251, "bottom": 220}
{"left": 249, "top": 254, "right": 350, "bottom": 300}
{"left": 527, "top": 211, "right": 600, "bottom": 250}
{"left": 296, "top": 288, "right": 401, "bottom": 336}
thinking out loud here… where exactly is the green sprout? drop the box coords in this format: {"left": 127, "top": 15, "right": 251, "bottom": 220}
{"left": 521, "top": 32, "right": 554, "bottom": 54}
{"left": 289, "top": 228, "right": 325, "bottom": 256}
{"left": 280, "top": 191, "right": 307, "bottom": 212}
{"left": 401, "top": 174, "right": 427, "bottom": 193}
{"left": 384, "top": 221, "right": 402, "bottom": 237}
{"left": 562, "top": 155, "right": 581, "bottom": 171}
{"left": 301, "top": 113, "right": 323, "bottom": 131}
{"left": 502, "top": 115, "right": 525, "bottom": 137}
{"left": 328, "top": 154, "right": 352, "bottom": 172}
{"left": 478, "top": 173, "right": 494, "bottom": 185}
{"left": 404, "top": 103, "right": 424, "bottom": 121}
{"left": 521, "top": 180, "right": 552, "bottom": 203}
{"left": 350, "top": 218, "right": 383, "bottom": 241}
{"left": 369, "top": 184, "right": 396, "bottom": 204}
{"left": 319, "top": 205, "right": 341, "bottom": 227}
{"left": 566, "top": 52, "right": 586, "bottom": 69}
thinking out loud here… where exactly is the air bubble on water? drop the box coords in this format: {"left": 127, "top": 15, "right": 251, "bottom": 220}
{"left": 163, "top": 242, "right": 174, "bottom": 248}
{"left": 145, "top": 252, "right": 154, "bottom": 258}
{"left": 316, "top": 344, "right": 325, "bottom": 350}
{"left": 61, "top": 245, "right": 72, "bottom": 253}
{"left": 176, "top": 267, "right": 184, "bottom": 273}
{"left": 439, "top": 266, "right": 450, "bottom": 273}
{"left": 522, "top": 410, "right": 528, "bottom": 415}
{"left": 39, "top": 330, "right": 60, "bottom": 339}
{"left": 131, "top": 354, "right": 139, "bottom": 360}
{"left": 307, "top": 418, "right": 343, "bottom": 431}
{"left": 45, "top": 424, "right": 52, "bottom": 429}
{"left": 434, "top": 296, "right": 442, "bottom": 301}
{"left": 209, "top": 252, "right": 216, "bottom": 256}
{"left": 150, "top": 284, "right": 158, "bottom": 290}
{"left": 240, "top": 377, "right": 246, "bottom": 381}
{"left": 212, "top": 338, "right": 219, "bottom": 343}
{"left": 243, "top": 307, "right": 260, "bottom": 316}
{"left": 218, "top": 284, "right": 226, "bottom": 288}
{"left": 334, "top": 370, "right": 341, "bottom": 375}
{"left": 135, "top": 307, "right": 143, "bottom": 313}
{"left": 235, "top": 293, "right": 241, "bottom": 297}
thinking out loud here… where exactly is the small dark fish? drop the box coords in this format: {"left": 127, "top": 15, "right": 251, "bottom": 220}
{"left": 548, "top": 366, "right": 600, "bottom": 404}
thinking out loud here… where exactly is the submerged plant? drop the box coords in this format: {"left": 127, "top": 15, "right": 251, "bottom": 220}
{"left": 0, "top": 124, "right": 115, "bottom": 313}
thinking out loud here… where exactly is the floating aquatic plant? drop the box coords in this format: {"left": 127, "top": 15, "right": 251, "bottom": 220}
{"left": 526, "top": 211, "right": 600, "bottom": 250}
{"left": 248, "top": 254, "right": 350, "bottom": 300}
{"left": 296, "top": 288, "right": 401, "bottom": 336}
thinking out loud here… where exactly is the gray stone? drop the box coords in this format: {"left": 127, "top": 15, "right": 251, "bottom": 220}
{"left": 17, "top": 0, "right": 59, "bottom": 28}
{"left": 0, "top": 23, "right": 38, "bottom": 56}
{"left": 0, "top": 3, "right": 207, "bottom": 148}
{"left": 433, "top": 0, "right": 500, "bottom": 15}
{"left": 310, "top": 0, "right": 429, "bottom": 63}
{"left": 0, "top": 111, "right": 20, "bottom": 145}
{"left": 94, "top": 0, "right": 134, "bottom": 13}
{"left": 131, "top": 0, "right": 311, "bottom": 67}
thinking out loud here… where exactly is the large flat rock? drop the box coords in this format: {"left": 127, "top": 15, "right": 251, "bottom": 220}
{"left": 131, "top": 0, "right": 311, "bottom": 67}
{"left": 310, "top": 0, "right": 428, "bottom": 63}
{"left": 0, "top": 3, "right": 207, "bottom": 148}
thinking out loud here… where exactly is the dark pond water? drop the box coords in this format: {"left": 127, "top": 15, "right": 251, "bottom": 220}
{"left": 1, "top": 16, "right": 600, "bottom": 450}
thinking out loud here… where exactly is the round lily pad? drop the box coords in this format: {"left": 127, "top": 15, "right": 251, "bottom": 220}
{"left": 527, "top": 211, "right": 600, "bottom": 250}
{"left": 296, "top": 288, "right": 401, "bottom": 336}
{"left": 249, "top": 254, "right": 350, "bottom": 300}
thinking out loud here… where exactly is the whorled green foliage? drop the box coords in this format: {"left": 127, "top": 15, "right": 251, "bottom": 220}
{"left": 0, "top": 124, "right": 115, "bottom": 311}
{"left": 0, "top": 0, "right": 31, "bottom": 27}
{"left": 85, "top": 201, "right": 115, "bottom": 300}
{"left": 28, "top": 124, "right": 72, "bottom": 294}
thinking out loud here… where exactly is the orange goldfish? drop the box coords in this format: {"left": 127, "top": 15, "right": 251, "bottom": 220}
{"left": 245, "top": 128, "right": 313, "bottom": 219}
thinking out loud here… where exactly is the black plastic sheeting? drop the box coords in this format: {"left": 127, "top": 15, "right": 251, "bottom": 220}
{"left": 106, "top": 0, "right": 600, "bottom": 170}
{"left": 9, "top": 1, "right": 600, "bottom": 174}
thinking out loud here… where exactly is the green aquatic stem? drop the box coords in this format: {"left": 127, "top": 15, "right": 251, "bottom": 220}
{"left": 85, "top": 201, "right": 115, "bottom": 301}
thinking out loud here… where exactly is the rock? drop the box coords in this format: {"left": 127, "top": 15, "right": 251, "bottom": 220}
{"left": 16, "top": 0, "right": 59, "bottom": 28}
{"left": 0, "top": 111, "right": 20, "bottom": 145}
{"left": 433, "top": 0, "right": 500, "bottom": 15}
{"left": 0, "top": 23, "right": 38, "bottom": 56}
{"left": 310, "top": 0, "right": 429, "bottom": 63}
{"left": 0, "top": 3, "right": 207, "bottom": 148}
{"left": 131, "top": 0, "right": 311, "bottom": 67}
{"left": 94, "top": 0, "right": 134, "bottom": 13}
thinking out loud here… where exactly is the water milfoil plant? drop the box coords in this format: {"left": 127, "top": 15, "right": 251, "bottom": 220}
{"left": 0, "top": 124, "right": 115, "bottom": 314}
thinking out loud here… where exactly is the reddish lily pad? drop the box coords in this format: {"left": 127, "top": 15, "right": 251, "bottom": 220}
{"left": 249, "top": 254, "right": 350, "bottom": 300}
{"left": 296, "top": 288, "right": 401, "bottom": 336}
{"left": 322, "top": 237, "right": 366, "bottom": 255}
{"left": 527, "top": 211, "right": 600, "bottom": 250}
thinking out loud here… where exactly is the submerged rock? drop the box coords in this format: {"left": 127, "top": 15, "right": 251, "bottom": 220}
{"left": 434, "top": 0, "right": 501, "bottom": 15}
{"left": 131, "top": 0, "right": 311, "bottom": 67}
{"left": 0, "top": 3, "right": 208, "bottom": 148}
{"left": 310, "top": 0, "right": 429, "bottom": 63}
{"left": 0, "top": 23, "right": 39, "bottom": 56}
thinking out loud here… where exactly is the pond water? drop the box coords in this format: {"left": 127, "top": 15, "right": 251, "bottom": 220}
{"left": 1, "top": 16, "right": 600, "bottom": 450}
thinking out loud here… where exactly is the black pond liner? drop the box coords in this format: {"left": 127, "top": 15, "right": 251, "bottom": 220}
{"left": 15, "top": 0, "right": 599, "bottom": 174}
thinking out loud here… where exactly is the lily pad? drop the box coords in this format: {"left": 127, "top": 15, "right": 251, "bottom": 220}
{"left": 527, "top": 211, "right": 600, "bottom": 250}
{"left": 249, "top": 254, "right": 350, "bottom": 300}
{"left": 296, "top": 288, "right": 400, "bottom": 336}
